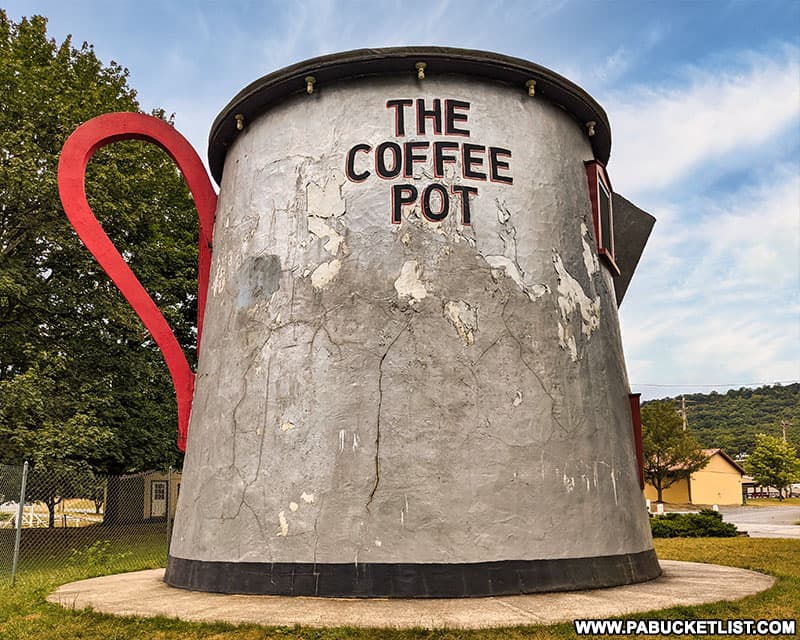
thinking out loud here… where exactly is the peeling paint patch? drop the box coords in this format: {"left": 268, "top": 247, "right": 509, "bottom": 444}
{"left": 308, "top": 216, "right": 343, "bottom": 255}
{"left": 554, "top": 253, "right": 600, "bottom": 335}
{"left": 581, "top": 223, "right": 600, "bottom": 277}
{"left": 310, "top": 259, "right": 341, "bottom": 289}
{"left": 280, "top": 421, "right": 295, "bottom": 432}
{"left": 553, "top": 251, "right": 601, "bottom": 361}
{"left": 557, "top": 321, "right": 578, "bottom": 362}
{"left": 610, "top": 468, "right": 618, "bottom": 505}
{"left": 301, "top": 492, "right": 315, "bottom": 504}
{"left": 374, "top": 539, "right": 382, "bottom": 547}
{"left": 513, "top": 390, "right": 523, "bottom": 407}
{"left": 352, "top": 432, "right": 360, "bottom": 451}
{"left": 306, "top": 171, "right": 346, "bottom": 218}
{"left": 496, "top": 203, "right": 511, "bottom": 225}
{"left": 211, "top": 265, "right": 226, "bottom": 296}
{"left": 526, "top": 283, "right": 550, "bottom": 300}
{"left": 278, "top": 511, "right": 288, "bottom": 537}
{"left": 443, "top": 300, "right": 478, "bottom": 346}
{"left": 237, "top": 255, "right": 281, "bottom": 310}
{"left": 289, "top": 501, "right": 299, "bottom": 512}
{"left": 485, "top": 255, "right": 524, "bottom": 289}
{"left": 484, "top": 255, "right": 549, "bottom": 302}
{"left": 338, "top": 429, "right": 346, "bottom": 453}
{"left": 394, "top": 260, "right": 427, "bottom": 302}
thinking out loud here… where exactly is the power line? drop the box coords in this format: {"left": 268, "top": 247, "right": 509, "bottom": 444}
{"left": 631, "top": 380, "right": 799, "bottom": 388}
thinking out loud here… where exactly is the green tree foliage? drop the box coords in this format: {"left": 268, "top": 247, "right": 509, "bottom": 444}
{"left": 0, "top": 12, "right": 199, "bottom": 476}
{"left": 649, "top": 384, "right": 800, "bottom": 456}
{"left": 641, "top": 400, "right": 709, "bottom": 503}
{"left": 745, "top": 434, "right": 800, "bottom": 500}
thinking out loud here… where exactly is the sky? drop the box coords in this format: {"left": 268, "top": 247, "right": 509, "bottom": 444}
{"left": 6, "top": 0, "right": 800, "bottom": 400}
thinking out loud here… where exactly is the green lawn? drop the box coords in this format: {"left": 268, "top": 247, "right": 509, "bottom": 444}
{"left": 0, "top": 521, "right": 167, "bottom": 577}
{"left": 0, "top": 537, "right": 798, "bottom": 639}
{"left": 744, "top": 497, "right": 800, "bottom": 507}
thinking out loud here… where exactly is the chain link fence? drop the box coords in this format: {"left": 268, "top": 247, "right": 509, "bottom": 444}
{"left": 0, "top": 462, "right": 176, "bottom": 585}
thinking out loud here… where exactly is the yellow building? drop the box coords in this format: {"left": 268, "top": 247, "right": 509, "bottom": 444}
{"left": 644, "top": 449, "right": 745, "bottom": 506}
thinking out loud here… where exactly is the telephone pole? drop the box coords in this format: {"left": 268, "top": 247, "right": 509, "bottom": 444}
{"left": 681, "top": 395, "right": 687, "bottom": 431}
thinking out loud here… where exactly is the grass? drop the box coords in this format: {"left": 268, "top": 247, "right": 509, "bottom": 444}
{"left": 0, "top": 538, "right": 798, "bottom": 639}
{"left": 744, "top": 497, "right": 800, "bottom": 507}
{"left": 0, "top": 521, "right": 167, "bottom": 576}
{"left": 1, "top": 498, "right": 105, "bottom": 528}
{"left": 651, "top": 498, "right": 800, "bottom": 511}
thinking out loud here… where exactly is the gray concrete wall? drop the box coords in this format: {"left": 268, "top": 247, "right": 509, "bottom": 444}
{"left": 169, "top": 76, "right": 654, "bottom": 567}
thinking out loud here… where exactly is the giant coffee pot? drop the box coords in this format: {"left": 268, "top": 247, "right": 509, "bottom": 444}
{"left": 59, "top": 47, "right": 659, "bottom": 597}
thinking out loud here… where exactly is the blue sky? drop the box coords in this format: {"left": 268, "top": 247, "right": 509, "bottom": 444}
{"left": 6, "top": 0, "right": 800, "bottom": 399}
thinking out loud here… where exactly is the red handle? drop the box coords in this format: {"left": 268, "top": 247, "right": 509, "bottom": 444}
{"left": 57, "top": 112, "right": 217, "bottom": 452}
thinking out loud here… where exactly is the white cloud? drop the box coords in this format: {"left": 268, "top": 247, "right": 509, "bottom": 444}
{"left": 620, "top": 163, "right": 800, "bottom": 394}
{"left": 605, "top": 45, "right": 800, "bottom": 195}
{"left": 678, "top": 164, "right": 800, "bottom": 292}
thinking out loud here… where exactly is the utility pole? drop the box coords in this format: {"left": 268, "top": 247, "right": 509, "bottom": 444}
{"left": 681, "top": 395, "right": 687, "bottom": 431}
{"left": 780, "top": 419, "right": 789, "bottom": 443}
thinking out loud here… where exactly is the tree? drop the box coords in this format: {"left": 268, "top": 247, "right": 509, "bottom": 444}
{"left": 746, "top": 434, "right": 800, "bottom": 500}
{"left": 641, "top": 400, "right": 709, "bottom": 503}
{"left": 650, "top": 384, "right": 800, "bottom": 456}
{"left": 0, "top": 12, "right": 198, "bottom": 477}
{"left": 24, "top": 460, "right": 96, "bottom": 528}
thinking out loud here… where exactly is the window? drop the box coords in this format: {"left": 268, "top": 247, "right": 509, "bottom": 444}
{"left": 153, "top": 482, "right": 166, "bottom": 501}
{"left": 585, "top": 160, "right": 620, "bottom": 276}
{"left": 629, "top": 393, "right": 644, "bottom": 490}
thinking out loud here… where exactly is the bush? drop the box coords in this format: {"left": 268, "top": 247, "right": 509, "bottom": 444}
{"left": 650, "top": 510, "right": 739, "bottom": 538}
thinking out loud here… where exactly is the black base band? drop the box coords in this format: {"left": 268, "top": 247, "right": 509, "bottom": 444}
{"left": 165, "top": 549, "right": 661, "bottom": 598}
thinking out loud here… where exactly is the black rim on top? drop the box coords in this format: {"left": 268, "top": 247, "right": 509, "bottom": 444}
{"left": 207, "top": 46, "right": 611, "bottom": 185}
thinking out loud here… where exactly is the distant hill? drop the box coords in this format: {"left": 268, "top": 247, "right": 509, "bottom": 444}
{"left": 644, "top": 383, "right": 800, "bottom": 457}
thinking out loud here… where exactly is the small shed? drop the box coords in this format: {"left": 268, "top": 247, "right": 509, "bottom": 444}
{"left": 142, "top": 470, "right": 181, "bottom": 520}
{"left": 644, "top": 448, "right": 745, "bottom": 506}
{"left": 105, "top": 470, "right": 181, "bottom": 524}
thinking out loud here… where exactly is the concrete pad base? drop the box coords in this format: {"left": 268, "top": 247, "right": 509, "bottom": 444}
{"left": 48, "top": 561, "right": 774, "bottom": 629}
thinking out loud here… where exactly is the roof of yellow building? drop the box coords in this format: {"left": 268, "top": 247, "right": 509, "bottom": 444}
{"left": 701, "top": 448, "right": 746, "bottom": 475}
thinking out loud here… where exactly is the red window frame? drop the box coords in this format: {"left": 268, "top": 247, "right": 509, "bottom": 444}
{"left": 629, "top": 393, "right": 645, "bottom": 490}
{"left": 584, "top": 160, "right": 620, "bottom": 276}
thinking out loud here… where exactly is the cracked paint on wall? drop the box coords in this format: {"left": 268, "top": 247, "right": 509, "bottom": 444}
{"left": 443, "top": 299, "right": 478, "bottom": 346}
{"left": 310, "top": 259, "right": 341, "bottom": 289}
{"left": 553, "top": 247, "right": 601, "bottom": 362}
{"left": 307, "top": 216, "right": 344, "bottom": 255}
{"left": 306, "top": 170, "right": 346, "bottom": 218}
{"left": 394, "top": 260, "right": 427, "bottom": 302}
{"left": 580, "top": 222, "right": 600, "bottom": 277}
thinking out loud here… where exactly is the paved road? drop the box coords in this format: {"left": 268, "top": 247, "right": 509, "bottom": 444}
{"left": 719, "top": 505, "right": 800, "bottom": 539}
